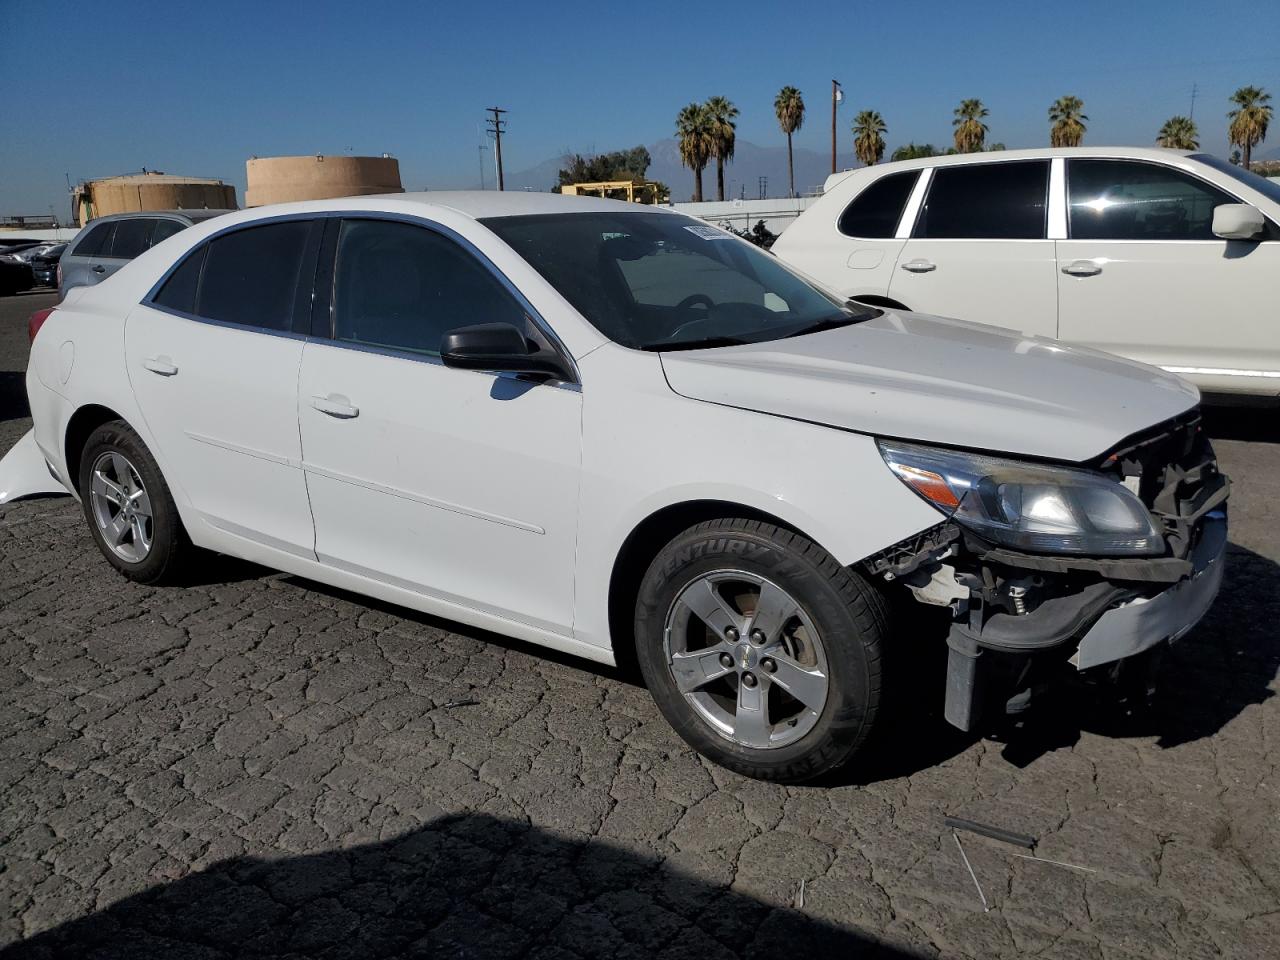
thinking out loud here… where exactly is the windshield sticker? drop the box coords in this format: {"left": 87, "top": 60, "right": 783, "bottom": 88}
{"left": 683, "top": 224, "right": 733, "bottom": 240}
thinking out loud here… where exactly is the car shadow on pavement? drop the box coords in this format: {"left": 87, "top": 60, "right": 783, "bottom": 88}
{"left": 993, "top": 541, "right": 1278, "bottom": 767}
{"left": 2, "top": 812, "right": 927, "bottom": 960}
{"left": 0, "top": 371, "right": 30, "bottom": 422}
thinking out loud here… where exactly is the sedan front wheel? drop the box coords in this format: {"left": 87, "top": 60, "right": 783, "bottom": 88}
{"left": 634, "top": 518, "right": 889, "bottom": 782}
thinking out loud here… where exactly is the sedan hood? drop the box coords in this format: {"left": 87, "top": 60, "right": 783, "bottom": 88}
{"left": 659, "top": 310, "right": 1199, "bottom": 463}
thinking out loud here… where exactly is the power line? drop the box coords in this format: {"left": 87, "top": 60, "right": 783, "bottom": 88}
{"left": 485, "top": 107, "right": 507, "bottom": 191}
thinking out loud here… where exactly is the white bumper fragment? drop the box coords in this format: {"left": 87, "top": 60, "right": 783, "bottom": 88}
{"left": 1072, "top": 512, "right": 1228, "bottom": 670}
{"left": 0, "top": 430, "right": 71, "bottom": 505}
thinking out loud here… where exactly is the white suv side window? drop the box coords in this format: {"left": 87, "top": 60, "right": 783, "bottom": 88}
{"left": 1067, "top": 160, "right": 1235, "bottom": 241}
{"left": 913, "top": 161, "right": 1049, "bottom": 239}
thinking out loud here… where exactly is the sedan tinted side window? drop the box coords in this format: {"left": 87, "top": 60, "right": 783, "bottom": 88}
{"left": 838, "top": 171, "right": 918, "bottom": 238}
{"left": 196, "top": 221, "right": 313, "bottom": 331}
{"left": 914, "top": 161, "right": 1049, "bottom": 239}
{"left": 109, "top": 218, "right": 156, "bottom": 259}
{"left": 151, "top": 219, "right": 186, "bottom": 244}
{"left": 1068, "top": 159, "right": 1236, "bottom": 241}
{"left": 73, "top": 221, "right": 115, "bottom": 257}
{"left": 332, "top": 219, "right": 527, "bottom": 357}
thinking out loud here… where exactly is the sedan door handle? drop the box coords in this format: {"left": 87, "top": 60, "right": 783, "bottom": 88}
{"left": 900, "top": 259, "right": 936, "bottom": 273}
{"left": 91, "top": 265, "right": 106, "bottom": 274}
{"left": 142, "top": 355, "right": 179, "bottom": 376}
{"left": 311, "top": 394, "right": 359, "bottom": 419}
{"left": 1062, "top": 260, "right": 1103, "bottom": 277}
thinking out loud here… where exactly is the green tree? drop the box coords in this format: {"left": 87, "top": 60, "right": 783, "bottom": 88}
{"left": 705, "top": 96, "right": 739, "bottom": 201}
{"left": 890, "top": 143, "right": 938, "bottom": 161}
{"left": 1228, "top": 85, "right": 1273, "bottom": 169}
{"left": 952, "top": 98, "right": 989, "bottom": 153}
{"left": 556, "top": 146, "right": 652, "bottom": 188}
{"left": 676, "top": 102, "right": 714, "bottom": 202}
{"left": 1156, "top": 116, "right": 1199, "bottom": 150}
{"left": 1048, "top": 96, "right": 1087, "bottom": 147}
{"left": 774, "top": 86, "right": 806, "bottom": 198}
{"left": 852, "top": 110, "right": 887, "bottom": 166}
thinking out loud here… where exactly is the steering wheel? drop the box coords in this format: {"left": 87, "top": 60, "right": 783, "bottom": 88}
{"left": 675, "top": 294, "right": 715, "bottom": 312}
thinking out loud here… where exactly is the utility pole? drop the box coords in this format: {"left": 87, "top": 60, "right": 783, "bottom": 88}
{"left": 1189, "top": 81, "right": 1199, "bottom": 121}
{"left": 831, "top": 80, "right": 843, "bottom": 175}
{"left": 485, "top": 107, "right": 507, "bottom": 191}
{"left": 478, "top": 143, "right": 487, "bottom": 190}
{"left": 758, "top": 176, "right": 767, "bottom": 200}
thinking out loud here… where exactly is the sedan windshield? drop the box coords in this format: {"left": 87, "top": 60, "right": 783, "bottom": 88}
{"left": 481, "top": 212, "right": 876, "bottom": 350}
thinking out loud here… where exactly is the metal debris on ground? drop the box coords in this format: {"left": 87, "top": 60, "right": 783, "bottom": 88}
{"left": 944, "top": 815, "right": 1037, "bottom": 850}
{"left": 795, "top": 877, "right": 806, "bottom": 909}
{"left": 1013, "top": 852, "right": 1097, "bottom": 873}
{"left": 952, "top": 830, "right": 990, "bottom": 913}
{"left": 441, "top": 697, "right": 480, "bottom": 709}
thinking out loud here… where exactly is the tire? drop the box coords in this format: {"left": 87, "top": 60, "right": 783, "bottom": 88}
{"left": 634, "top": 518, "right": 889, "bottom": 783}
{"left": 77, "top": 420, "right": 193, "bottom": 584}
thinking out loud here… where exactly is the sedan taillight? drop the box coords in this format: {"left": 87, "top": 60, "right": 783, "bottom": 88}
{"left": 28, "top": 307, "right": 55, "bottom": 344}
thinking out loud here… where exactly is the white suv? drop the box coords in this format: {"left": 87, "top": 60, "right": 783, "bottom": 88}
{"left": 773, "top": 147, "right": 1280, "bottom": 397}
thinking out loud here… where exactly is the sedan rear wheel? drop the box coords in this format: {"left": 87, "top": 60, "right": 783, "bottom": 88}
{"left": 78, "top": 420, "right": 193, "bottom": 584}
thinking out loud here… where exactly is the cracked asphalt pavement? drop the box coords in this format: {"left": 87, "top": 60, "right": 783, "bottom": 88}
{"left": 1, "top": 290, "right": 1278, "bottom": 958}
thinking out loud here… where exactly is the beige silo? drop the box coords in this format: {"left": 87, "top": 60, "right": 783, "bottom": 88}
{"left": 245, "top": 155, "right": 404, "bottom": 207}
{"left": 74, "top": 173, "right": 238, "bottom": 225}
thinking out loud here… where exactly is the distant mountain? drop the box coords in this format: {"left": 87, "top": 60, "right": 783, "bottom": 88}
{"left": 496, "top": 138, "right": 860, "bottom": 199}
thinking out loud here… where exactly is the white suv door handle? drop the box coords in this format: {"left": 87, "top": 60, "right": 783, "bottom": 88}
{"left": 311, "top": 394, "right": 359, "bottom": 419}
{"left": 1062, "top": 260, "right": 1103, "bottom": 277}
{"left": 142, "top": 355, "right": 178, "bottom": 376}
{"left": 900, "top": 259, "right": 936, "bottom": 273}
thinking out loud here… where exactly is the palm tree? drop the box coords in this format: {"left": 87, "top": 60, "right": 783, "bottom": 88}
{"left": 1048, "top": 96, "right": 1087, "bottom": 147}
{"left": 852, "top": 110, "right": 887, "bottom": 166}
{"left": 704, "top": 96, "right": 739, "bottom": 201}
{"left": 774, "top": 86, "right": 805, "bottom": 198}
{"left": 676, "top": 102, "right": 713, "bottom": 202}
{"left": 1228, "top": 85, "right": 1273, "bottom": 169}
{"left": 1157, "top": 115, "right": 1199, "bottom": 150}
{"left": 952, "top": 98, "right": 989, "bottom": 153}
{"left": 891, "top": 143, "right": 937, "bottom": 161}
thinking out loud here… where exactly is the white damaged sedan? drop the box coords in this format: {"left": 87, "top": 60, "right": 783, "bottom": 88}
{"left": 0, "top": 192, "right": 1229, "bottom": 782}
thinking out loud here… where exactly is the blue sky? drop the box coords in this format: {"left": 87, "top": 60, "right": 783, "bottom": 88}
{"left": 2, "top": 0, "right": 1278, "bottom": 217}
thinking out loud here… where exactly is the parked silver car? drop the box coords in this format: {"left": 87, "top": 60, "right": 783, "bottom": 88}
{"left": 59, "top": 210, "right": 234, "bottom": 299}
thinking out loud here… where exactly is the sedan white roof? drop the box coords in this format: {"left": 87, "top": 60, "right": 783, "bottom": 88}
{"left": 365, "top": 190, "right": 676, "bottom": 220}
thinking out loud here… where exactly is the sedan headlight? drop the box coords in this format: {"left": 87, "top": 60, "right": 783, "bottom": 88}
{"left": 878, "top": 440, "right": 1164, "bottom": 556}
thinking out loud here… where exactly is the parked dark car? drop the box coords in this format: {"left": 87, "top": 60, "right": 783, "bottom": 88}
{"left": 30, "top": 243, "right": 66, "bottom": 287}
{"left": 0, "top": 257, "right": 34, "bottom": 296}
{"left": 60, "top": 210, "right": 235, "bottom": 298}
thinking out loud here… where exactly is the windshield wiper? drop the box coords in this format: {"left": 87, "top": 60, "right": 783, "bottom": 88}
{"left": 642, "top": 336, "right": 750, "bottom": 352}
{"left": 780, "top": 312, "right": 871, "bottom": 340}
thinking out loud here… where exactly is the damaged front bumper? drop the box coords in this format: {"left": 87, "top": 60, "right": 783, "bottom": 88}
{"left": 865, "top": 414, "right": 1231, "bottom": 733}
{"left": 941, "top": 510, "right": 1226, "bottom": 731}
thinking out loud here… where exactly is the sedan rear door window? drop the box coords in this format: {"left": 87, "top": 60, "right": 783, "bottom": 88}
{"left": 1067, "top": 159, "right": 1237, "bottom": 241}
{"left": 838, "top": 171, "right": 918, "bottom": 238}
{"left": 151, "top": 219, "right": 186, "bottom": 244}
{"left": 196, "top": 221, "right": 312, "bottom": 331}
{"left": 913, "top": 161, "right": 1049, "bottom": 239}
{"left": 73, "top": 221, "right": 115, "bottom": 257}
{"left": 109, "top": 218, "right": 156, "bottom": 259}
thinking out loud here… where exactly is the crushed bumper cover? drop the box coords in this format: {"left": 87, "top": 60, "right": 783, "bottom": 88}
{"left": 1071, "top": 511, "right": 1226, "bottom": 670}
{"left": 943, "top": 512, "right": 1227, "bottom": 731}
{"left": 0, "top": 429, "right": 70, "bottom": 505}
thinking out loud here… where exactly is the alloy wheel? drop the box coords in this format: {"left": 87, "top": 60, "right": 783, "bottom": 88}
{"left": 662, "top": 570, "right": 830, "bottom": 749}
{"left": 88, "top": 451, "right": 154, "bottom": 563}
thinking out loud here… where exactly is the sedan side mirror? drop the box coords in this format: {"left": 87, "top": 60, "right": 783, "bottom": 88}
{"left": 441, "top": 322, "right": 573, "bottom": 381}
{"left": 1212, "top": 203, "right": 1265, "bottom": 241}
